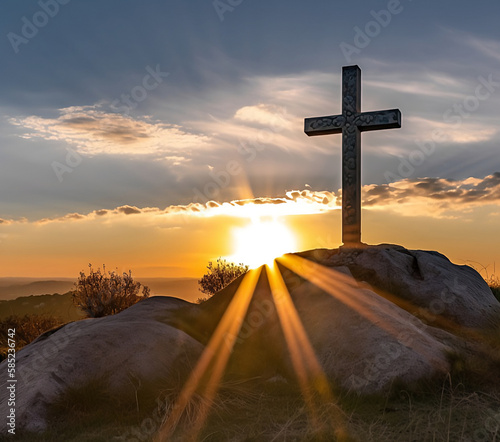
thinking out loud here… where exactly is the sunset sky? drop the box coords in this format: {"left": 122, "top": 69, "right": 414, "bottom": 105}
{"left": 1, "top": 1, "right": 499, "bottom": 279}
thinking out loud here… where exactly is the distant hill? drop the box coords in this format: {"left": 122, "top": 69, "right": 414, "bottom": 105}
{"left": 0, "top": 277, "right": 200, "bottom": 320}
{"left": 0, "top": 278, "right": 76, "bottom": 301}
{"left": 0, "top": 292, "right": 83, "bottom": 321}
{"left": 0, "top": 277, "right": 200, "bottom": 302}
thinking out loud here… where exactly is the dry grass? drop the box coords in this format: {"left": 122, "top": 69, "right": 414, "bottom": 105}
{"left": 344, "top": 378, "right": 500, "bottom": 441}
{"left": 5, "top": 291, "right": 500, "bottom": 441}
{"left": 490, "top": 280, "right": 500, "bottom": 302}
{"left": 5, "top": 368, "right": 500, "bottom": 442}
{"left": 0, "top": 314, "right": 64, "bottom": 360}
{"left": 5, "top": 315, "right": 500, "bottom": 442}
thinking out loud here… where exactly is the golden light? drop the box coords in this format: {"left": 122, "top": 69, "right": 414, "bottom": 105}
{"left": 277, "top": 254, "right": 438, "bottom": 360}
{"left": 266, "top": 263, "right": 332, "bottom": 399}
{"left": 155, "top": 268, "right": 262, "bottom": 441}
{"left": 228, "top": 217, "right": 297, "bottom": 268}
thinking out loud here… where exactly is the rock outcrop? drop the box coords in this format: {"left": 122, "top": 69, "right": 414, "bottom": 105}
{"left": 0, "top": 297, "right": 204, "bottom": 433}
{"left": 173, "top": 254, "right": 457, "bottom": 394}
{"left": 276, "top": 265, "right": 454, "bottom": 393}
{"left": 297, "top": 244, "right": 500, "bottom": 329}
{"left": 1, "top": 244, "right": 499, "bottom": 433}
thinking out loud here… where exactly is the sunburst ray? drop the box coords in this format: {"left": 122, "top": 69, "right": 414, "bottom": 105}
{"left": 155, "top": 267, "right": 261, "bottom": 441}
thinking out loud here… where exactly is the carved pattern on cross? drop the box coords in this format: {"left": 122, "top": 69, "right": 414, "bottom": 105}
{"left": 304, "top": 65, "right": 401, "bottom": 246}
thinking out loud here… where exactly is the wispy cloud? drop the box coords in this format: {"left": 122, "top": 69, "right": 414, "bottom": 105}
{"left": 407, "top": 116, "right": 497, "bottom": 144}
{"left": 365, "top": 75, "right": 466, "bottom": 100}
{"left": 464, "top": 34, "right": 500, "bottom": 63}
{"left": 9, "top": 105, "right": 209, "bottom": 156}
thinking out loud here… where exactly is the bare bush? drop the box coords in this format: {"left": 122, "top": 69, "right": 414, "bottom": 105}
{"left": 73, "top": 264, "right": 150, "bottom": 318}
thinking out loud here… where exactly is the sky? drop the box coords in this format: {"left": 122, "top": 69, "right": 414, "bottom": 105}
{"left": 0, "top": 0, "right": 499, "bottom": 280}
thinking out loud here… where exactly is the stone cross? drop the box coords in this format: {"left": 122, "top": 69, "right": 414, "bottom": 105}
{"left": 304, "top": 65, "right": 401, "bottom": 247}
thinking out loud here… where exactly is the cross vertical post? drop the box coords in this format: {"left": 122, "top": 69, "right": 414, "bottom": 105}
{"left": 304, "top": 65, "right": 401, "bottom": 247}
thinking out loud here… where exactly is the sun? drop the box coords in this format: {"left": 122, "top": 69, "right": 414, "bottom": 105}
{"left": 228, "top": 218, "right": 297, "bottom": 268}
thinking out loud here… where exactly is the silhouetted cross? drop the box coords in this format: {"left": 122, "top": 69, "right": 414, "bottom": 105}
{"left": 305, "top": 65, "right": 401, "bottom": 247}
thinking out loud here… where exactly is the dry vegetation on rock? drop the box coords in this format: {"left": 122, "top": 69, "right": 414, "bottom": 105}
{"left": 7, "top": 362, "right": 500, "bottom": 441}
{"left": 6, "top": 307, "right": 500, "bottom": 442}
{"left": 72, "top": 265, "right": 150, "bottom": 318}
{"left": 3, "top": 261, "right": 500, "bottom": 441}
{"left": 197, "top": 258, "right": 248, "bottom": 302}
{"left": 0, "top": 314, "right": 64, "bottom": 361}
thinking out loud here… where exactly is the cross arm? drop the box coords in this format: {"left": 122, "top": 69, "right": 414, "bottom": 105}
{"left": 304, "top": 114, "right": 345, "bottom": 136}
{"left": 356, "top": 109, "right": 401, "bottom": 132}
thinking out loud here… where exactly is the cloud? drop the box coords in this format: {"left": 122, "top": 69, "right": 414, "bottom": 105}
{"left": 365, "top": 74, "right": 466, "bottom": 100}
{"left": 117, "top": 205, "right": 142, "bottom": 215}
{"left": 18, "top": 190, "right": 339, "bottom": 226}
{"left": 464, "top": 35, "right": 500, "bottom": 63}
{"left": 9, "top": 105, "right": 209, "bottom": 156}
{"left": 37, "top": 212, "right": 86, "bottom": 224}
{"left": 407, "top": 116, "right": 497, "bottom": 144}
{"left": 234, "top": 104, "right": 292, "bottom": 130}
{"left": 363, "top": 173, "right": 500, "bottom": 217}
{"left": 1, "top": 174, "right": 499, "bottom": 227}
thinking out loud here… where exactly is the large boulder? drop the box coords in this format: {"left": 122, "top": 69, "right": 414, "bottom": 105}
{"left": 170, "top": 256, "right": 457, "bottom": 394}
{"left": 297, "top": 244, "right": 500, "bottom": 329}
{"left": 3, "top": 244, "right": 498, "bottom": 434}
{"left": 0, "top": 297, "right": 204, "bottom": 433}
{"left": 276, "top": 263, "right": 454, "bottom": 393}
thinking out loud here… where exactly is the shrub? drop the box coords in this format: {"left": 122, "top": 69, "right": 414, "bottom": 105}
{"left": 73, "top": 264, "right": 150, "bottom": 318}
{"left": 486, "top": 274, "right": 500, "bottom": 302}
{"left": 197, "top": 258, "right": 249, "bottom": 302}
{"left": 0, "top": 314, "right": 64, "bottom": 360}
{"left": 491, "top": 285, "right": 500, "bottom": 302}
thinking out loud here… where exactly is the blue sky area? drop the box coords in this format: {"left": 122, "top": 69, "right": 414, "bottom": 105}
{"left": 1, "top": 0, "right": 499, "bottom": 220}
{"left": 1, "top": 1, "right": 500, "bottom": 280}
